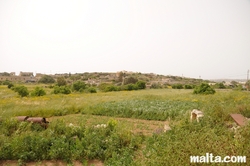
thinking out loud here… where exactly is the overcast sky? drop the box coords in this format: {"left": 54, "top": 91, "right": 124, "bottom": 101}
{"left": 1, "top": 0, "right": 250, "bottom": 79}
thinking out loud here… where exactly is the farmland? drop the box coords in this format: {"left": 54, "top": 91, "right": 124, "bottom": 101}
{"left": 0, "top": 84, "right": 250, "bottom": 165}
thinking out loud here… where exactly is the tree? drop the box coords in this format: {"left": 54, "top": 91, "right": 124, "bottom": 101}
{"left": 193, "top": 83, "right": 215, "bottom": 95}
{"left": 57, "top": 77, "right": 67, "bottom": 86}
{"left": 38, "top": 75, "right": 55, "bottom": 84}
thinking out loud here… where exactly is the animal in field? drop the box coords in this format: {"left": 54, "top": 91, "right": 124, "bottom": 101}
{"left": 190, "top": 109, "right": 204, "bottom": 122}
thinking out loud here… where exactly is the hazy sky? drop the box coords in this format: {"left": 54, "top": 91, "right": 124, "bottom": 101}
{"left": 1, "top": 0, "right": 250, "bottom": 79}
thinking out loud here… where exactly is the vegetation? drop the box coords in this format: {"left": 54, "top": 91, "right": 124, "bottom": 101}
{"left": 12, "top": 85, "right": 29, "bottom": 97}
{"left": 57, "top": 77, "right": 67, "bottom": 86}
{"left": 0, "top": 84, "right": 249, "bottom": 165}
{"left": 38, "top": 75, "right": 55, "bottom": 84}
{"left": 193, "top": 83, "right": 216, "bottom": 95}
{"left": 31, "top": 87, "right": 46, "bottom": 96}
{"left": 53, "top": 85, "right": 71, "bottom": 94}
{"left": 72, "top": 81, "right": 86, "bottom": 92}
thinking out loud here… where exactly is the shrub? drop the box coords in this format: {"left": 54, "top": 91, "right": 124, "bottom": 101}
{"left": 150, "top": 83, "right": 162, "bottom": 89}
{"left": 124, "top": 84, "right": 138, "bottom": 91}
{"left": 12, "top": 85, "right": 29, "bottom": 97}
{"left": 136, "top": 81, "right": 146, "bottom": 89}
{"left": 104, "top": 85, "right": 120, "bottom": 92}
{"left": 98, "top": 83, "right": 112, "bottom": 91}
{"left": 172, "top": 84, "right": 183, "bottom": 89}
{"left": 215, "top": 82, "right": 226, "bottom": 89}
{"left": 31, "top": 87, "right": 46, "bottom": 96}
{"left": 73, "top": 81, "right": 86, "bottom": 91}
{"left": 124, "top": 77, "right": 138, "bottom": 85}
{"left": 7, "top": 83, "right": 14, "bottom": 89}
{"left": 87, "top": 87, "right": 97, "bottom": 93}
{"left": 184, "top": 84, "right": 193, "bottom": 89}
{"left": 57, "top": 77, "right": 67, "bottom": 86}
{"left": 38, "top": 75, "right": 55, "bottom": 84}
{"left": 2, "top": 80, "right": 12, "bottom": 85}
{"left": 193, "top": 83, "right": 215, "bottom": 94}
{"left": 53, "top": 86, "right": 71, "bottom": 94}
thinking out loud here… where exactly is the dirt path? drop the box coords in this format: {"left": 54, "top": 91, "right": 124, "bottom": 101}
{"left": 48, "top": 114, "right": 170, "bottom": 135}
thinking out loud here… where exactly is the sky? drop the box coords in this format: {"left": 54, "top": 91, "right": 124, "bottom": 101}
{"left": 0, "top": 0, "right": 250, "bottom": 80}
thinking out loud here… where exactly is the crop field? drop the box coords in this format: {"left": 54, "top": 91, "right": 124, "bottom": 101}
{"left": 0, "top": 84, "right": 250, "bottom": 165}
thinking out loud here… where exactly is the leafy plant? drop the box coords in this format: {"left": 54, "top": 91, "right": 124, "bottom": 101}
{"left": 12, "top": 85, "right": 29, "bottom": 97}
{"left": 193, "top": 83, "right": 215, "bottom": 94}
{"left": 87, "top": 87, "right": 97, "bottom": 93}
{"left": 38, "top": 75, "right": 55, "bottom": 84}
{"left": 73, "top": 81, "right": 86, "bottom": 91}
{"left": 53, "top": 85, "right": 71, "bottom": 94}
{"left": 31, "top": 87, "right": 46, "bottom": 96}
{"left": 57, "top": 77, "right": 67, "bottom": 86}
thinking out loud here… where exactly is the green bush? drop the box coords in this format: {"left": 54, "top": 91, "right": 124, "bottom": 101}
{"left": 215, "top": 82, "right": 226, "bottom": 89}
{"left": 73, "top": 81, "right": 86, "bottom": 91}
{"left": 2, "top": 80, "right": 12, "bottom": 85}
{"left": 53, "top": 86, "right": 71, "bottom": 94}
{"left": 172, "top": 84, "right": 183, "bottom": 89}
{"left": 57, "top": 77, "right": 67, "bottom": 86}
{"left": 7, "top": 83, "right": 14, "bottom": 89}
{"left": 123, "top": 84, "right": 138, "bottom": 91}
{"left": 104, "top": 85, "right": 121, "bottom": 92}
{"left": 184, "top": 84, "right": 193, "bottom": 89}
{"left": 12, "top": 85, "right": 29, "bottom": 97}
{"left": 31, "top": 87, "right": 46, "bottom": 96}
{"left": 136, "top": 81, "right": 146, "bottom": 89}
{"left": 193, "top": 83, "right": 215, "bottom": 95}
{"left": 38, "top": 75, "right": 55, "bottom": 84}
{"left": 87, "top": 87, "right": 97, "bottom": 93}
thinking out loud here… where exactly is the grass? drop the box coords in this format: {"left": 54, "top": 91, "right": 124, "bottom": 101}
{"left": 0, "top": 85, "right": 250, "bottom": 165}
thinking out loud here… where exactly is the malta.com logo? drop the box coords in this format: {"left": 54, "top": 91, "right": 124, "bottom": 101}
{"left": 190, "top": 153, "right": 246, "bottom": 163}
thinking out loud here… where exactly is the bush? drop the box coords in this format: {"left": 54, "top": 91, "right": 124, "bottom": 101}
{"left": 215, "top": 82, "right": 226, "bottom": 89}
{"left": 123, "top": 84, "right": 138, "bottom": 91}
{"left": 193, "top": 83, "right": 215, "bottom": 94}
{"left": 38, "top": 75, "right": 55, "bottom": 84}
{"left": 136, "top": 81, "right": 146, "bottom": 89}
{"left": 73, "top": 81, "right": 86, "bottom": 91}
{"left": 150, "top": 83, "right": 162, "bottom": 89}
{"left": 7, "top": 83, "right": 14, "bottom": 89}
{"left": 31, "top": 87, "right": 46, "bottom": 96}
{"left": 104, "top": 85, "right": 121, "bottom": 92}
{"left": 87, "top": 87, "right": 97, "bottom": 93}
{"left": 172, "top": 84, "right": 183, "bottom": 89}
{"left": 2, "top": 80, "right": 12, "bottom": 85}
{"left": 57, "top": 77, "right": 67, "bottom": 86}
{"left": 124, "top": 77, "right": 138, "bottom": 85}
{"left": 12, "top": 85, "right": 29, "bottom": 97}
{"left": 184, "top": 84, "right": 193, "bottom": 89}
{"left": 53, "top": 86, "right": 71, "bottom": 94}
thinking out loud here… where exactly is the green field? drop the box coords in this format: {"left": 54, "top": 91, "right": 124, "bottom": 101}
{"left": 0, "top": 85, "right": 249, "bottom": 165}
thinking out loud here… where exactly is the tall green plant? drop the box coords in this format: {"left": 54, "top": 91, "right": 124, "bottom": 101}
{"left": 193, "top": 83, "right": 215, "bottom": 94}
